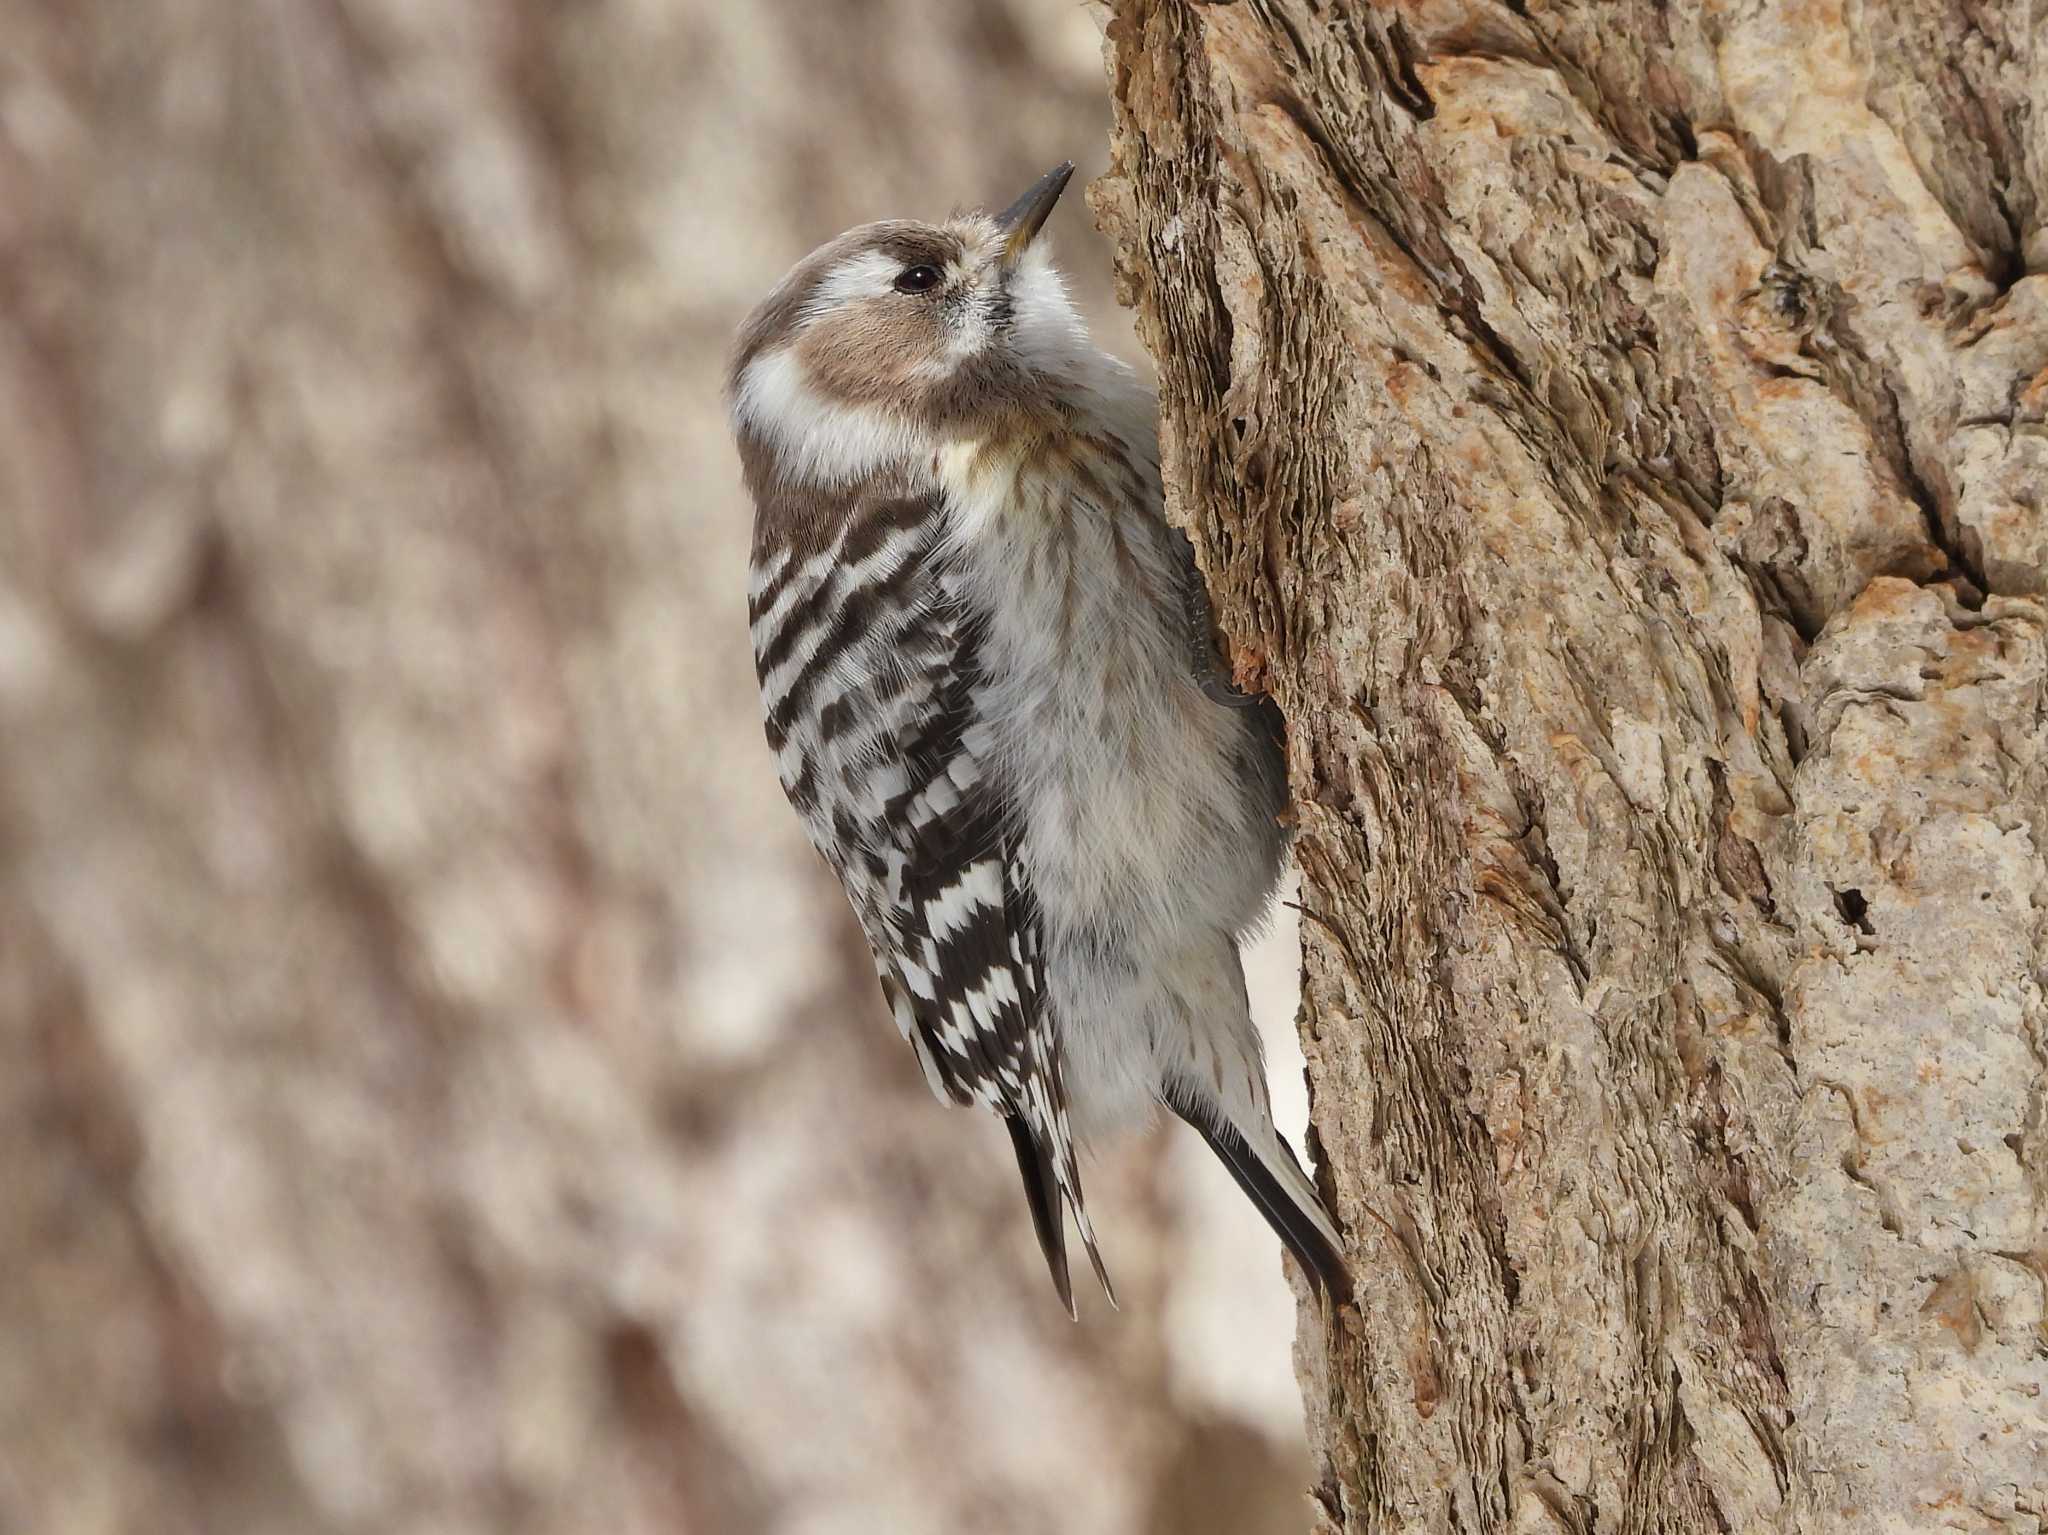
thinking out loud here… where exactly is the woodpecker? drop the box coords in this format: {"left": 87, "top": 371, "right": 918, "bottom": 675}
{"left": 729, "top": 163, "right": 1348, "bottom": 1314}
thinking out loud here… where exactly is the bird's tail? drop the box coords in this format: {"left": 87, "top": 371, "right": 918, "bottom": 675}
{"left": 1004, "top": 1111, "right": 1115, "bottom": 1318}
{"left": 1167, "top": 1083, "right": 1350, "bottom": 1302}
{"left": 1006, "top": 1028, "right": 1115, "bottom": 1319}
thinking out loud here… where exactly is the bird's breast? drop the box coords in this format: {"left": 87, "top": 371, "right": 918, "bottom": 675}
{"left": 939, "top": 440, "right": 1284, "bottom": 955}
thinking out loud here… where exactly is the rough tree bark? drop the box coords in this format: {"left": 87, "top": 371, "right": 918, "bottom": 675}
{"left": 1097, "top": 1, "right": 2047, "bottom": 1530}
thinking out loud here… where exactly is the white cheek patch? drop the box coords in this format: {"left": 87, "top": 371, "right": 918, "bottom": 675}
{"left": 802, "top": 248, "right": 908, "bottom": 321}
{"left": 734, "top": 345, "right": 927, "bottom": 486}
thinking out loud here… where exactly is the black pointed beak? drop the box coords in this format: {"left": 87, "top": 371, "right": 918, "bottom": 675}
{"left": 994, "top": 161, "right": 1074, "bottom": 270}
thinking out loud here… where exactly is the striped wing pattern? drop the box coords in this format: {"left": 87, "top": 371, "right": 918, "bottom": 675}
{"left": 748, "top": 490, "right": 1108, "bottom": 1311}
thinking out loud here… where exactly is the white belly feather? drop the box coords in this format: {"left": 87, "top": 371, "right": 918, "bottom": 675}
{"left": 936, "top": 425, "right": 1288, "bottom": 1137}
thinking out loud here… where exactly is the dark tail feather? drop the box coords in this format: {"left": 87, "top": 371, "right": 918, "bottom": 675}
{"left": 1167, "top": 1092, "right": 1351, "bottom": 1303}
{"left": 1080, "top": 1215, "right": 1117, "bottom": 1311}
{"left": 1005, "top": 1112, "right": 1076, "bottom": 1319}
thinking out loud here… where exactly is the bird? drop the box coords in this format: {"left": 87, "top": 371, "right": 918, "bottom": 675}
{"left": 728, "top": 161, "right": 1349, "bottom": 1315}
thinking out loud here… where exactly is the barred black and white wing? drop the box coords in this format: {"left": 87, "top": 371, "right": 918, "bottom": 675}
{"left": 748, "top": 489, "right": 1110, "bottom": 1314}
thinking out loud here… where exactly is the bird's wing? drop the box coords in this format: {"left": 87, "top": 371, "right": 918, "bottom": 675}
{"left": 749, "top": 487, "right": 1110, "bottom": 1314}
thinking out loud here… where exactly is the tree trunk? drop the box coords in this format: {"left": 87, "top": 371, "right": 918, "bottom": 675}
{"left": 1096, "top": 1, "right": 2047, "bottom": 1529}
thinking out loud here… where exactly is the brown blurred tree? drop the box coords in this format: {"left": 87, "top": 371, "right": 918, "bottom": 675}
{"left": 1097, "top": 1, "right": 2047, "bottom": 1530}
{"left": 0, "top": 3, "right": 1317, "bottom": 1534}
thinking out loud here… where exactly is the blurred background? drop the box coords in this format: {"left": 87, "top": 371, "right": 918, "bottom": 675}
{"left": 0, "top": 2, "right": 1318, "bottom": 1531}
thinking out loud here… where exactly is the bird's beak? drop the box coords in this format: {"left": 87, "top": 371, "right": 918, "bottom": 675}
{"left": 994, "top": 161, "right": 1075, "bottom": 271}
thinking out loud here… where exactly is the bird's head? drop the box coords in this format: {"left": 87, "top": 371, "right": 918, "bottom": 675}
{"left": 730, "top": 163, "right": 1099, "bottom": 490}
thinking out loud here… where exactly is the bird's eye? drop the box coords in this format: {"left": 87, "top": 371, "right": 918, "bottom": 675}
{"left": 894, "top": 264, "right": 943, "bottom": 294}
